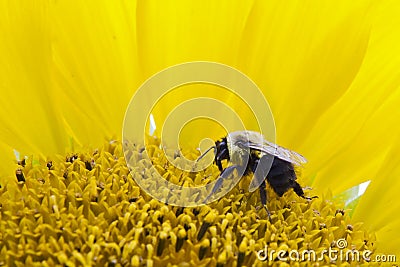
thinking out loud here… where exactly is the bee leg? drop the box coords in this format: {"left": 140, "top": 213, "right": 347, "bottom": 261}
{"left": 292, "top": 181, "right": 318, "bottom": 200}
{"left": 203, "top": 165, "right": 238, "bottom": 203}
{"left": 259, "top": 181, "right": 271, "bottom": 220}
{"left": 251, "top": 157, "right": 271, "bottom": 220}
{"left": 215, "top": 148, "right": 229, "bottom": 172}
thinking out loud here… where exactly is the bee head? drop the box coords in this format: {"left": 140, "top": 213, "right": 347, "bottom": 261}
{"left": 195, "top": 137, "right": 229, "bottom": 169}
{"left": 215, "top": 137, "right": 229, "bottom": 161}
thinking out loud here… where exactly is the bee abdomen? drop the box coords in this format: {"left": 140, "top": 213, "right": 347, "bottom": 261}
{"left": 266, "top": 158, "right": 298, "bottom": 197}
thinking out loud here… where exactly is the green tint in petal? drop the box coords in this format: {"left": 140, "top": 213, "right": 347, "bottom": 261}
{"left": 333, "top": 180, "right": 371, "bottom": 217}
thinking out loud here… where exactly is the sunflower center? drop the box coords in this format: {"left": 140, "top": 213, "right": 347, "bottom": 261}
{"left": 0, "top": 139, "right": 376, "bottom": 266}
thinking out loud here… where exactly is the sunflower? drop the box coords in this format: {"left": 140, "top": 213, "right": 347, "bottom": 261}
{"left": 1, "top": 0, "right": 399, "bottom": 266}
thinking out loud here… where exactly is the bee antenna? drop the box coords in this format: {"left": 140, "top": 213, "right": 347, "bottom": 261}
{"left": 195, "top": 146, "right": 216, "bottom": 164}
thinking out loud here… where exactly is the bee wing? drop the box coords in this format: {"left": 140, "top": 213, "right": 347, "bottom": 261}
{"left": 247, "top": 140, "right": 307, "bottom": 166}
{"left": 247, "top": 140, "right": 307, "bottom": 192}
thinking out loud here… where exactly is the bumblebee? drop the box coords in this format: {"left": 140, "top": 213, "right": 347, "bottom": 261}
{"left": 201, "top": 130, "right": 316, "bottom": 217}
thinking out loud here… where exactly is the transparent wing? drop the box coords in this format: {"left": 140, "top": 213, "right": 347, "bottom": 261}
{"left": 246, "top": 139, "right": 307, "bottom": 166}
{"left": 246, "top": 140, "right": 307, "bottom": 192}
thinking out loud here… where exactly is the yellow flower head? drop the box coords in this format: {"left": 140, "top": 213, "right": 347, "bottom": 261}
{"left": 0, "top": 140, "right": 378, "bottom": 266}
{"left": 1, "top": 0, "right": 400, "bottom": 265}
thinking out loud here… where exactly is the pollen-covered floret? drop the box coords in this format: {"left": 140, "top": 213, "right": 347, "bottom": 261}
{"left": 0, "top": 139, "right": 377, "bottom": 266}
